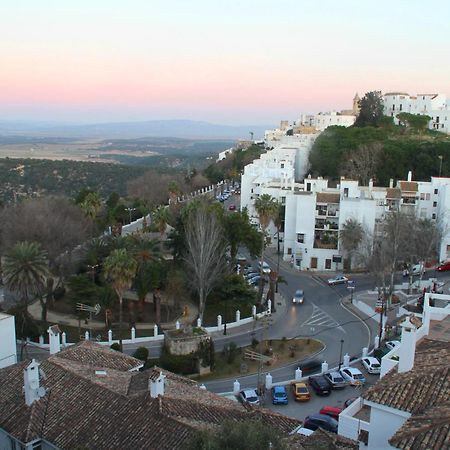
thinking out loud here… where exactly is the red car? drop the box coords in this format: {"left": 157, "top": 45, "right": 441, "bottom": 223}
{"left": 437, "top": 261, "right": 450, "bottom": 272}
{"left": 228, "top": 204, "right": 236, "bottom": 211}
{"left": 319, "top": 405, "right": 343, "bottom": 421}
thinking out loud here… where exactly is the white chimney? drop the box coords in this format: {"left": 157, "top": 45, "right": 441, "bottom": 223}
{"left": 24, "top": 359, "right": 46, "bottom": 406}
{"left": 369, "top": 178, "right": 373, "bottom": 190}
{"left": 407, "top": 171, "right": 412, "bottom": 182}
{"left": 48, "top": 325, "right": 61, "bottom": 355}
{"left": 398, "top": 315, "right": 421, "bottom": 373}
{"left": 389, "top": 178, "right": 394, "bottom": 188}
{"left": 149, "top": 371, "right": 165, "bottom": 398}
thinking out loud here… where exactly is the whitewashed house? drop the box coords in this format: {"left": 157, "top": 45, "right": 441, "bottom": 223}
{"left": 0, "top": 313, "right": 17, "bottom": 369}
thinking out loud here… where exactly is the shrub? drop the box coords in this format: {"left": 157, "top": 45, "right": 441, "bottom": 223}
{"left": 251, "top": 338, "right": 259, "bottom": 349}
{"left": 133, "top": 346, "right": 149, "bottom": 361}
{"left": 222, "top": 341, "right": 239, "bottom": 364}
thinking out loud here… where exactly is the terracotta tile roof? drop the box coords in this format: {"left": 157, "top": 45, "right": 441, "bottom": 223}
{"left": 363, "top": 338, "right": 450, "bottom": 449}
{"left": 52, "top": 340, "right": 143, "bottom": 371}
{"left": 285, "top": 428, "right": 358, "bottom": 449}
{"left": 316, "top": 193, "right": 340, "bottom": 204}
{"left": 386, "top": 188, "right": 401, "bottom": 199}
{"left": 363, "top": 339, "right": 450, "bottom": 413}
{"left": 0, "top": 343, "right": 301, "bottom": 449}
{"left": 389, "top": 405, "right": 450, "bottom": 450}
{"left": 399, "top": 181, "right": 418, "bottom": 194}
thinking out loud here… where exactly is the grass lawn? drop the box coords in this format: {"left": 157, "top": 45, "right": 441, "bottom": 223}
{"left": 196, "top": 338, "right": 323, "bottom": 381}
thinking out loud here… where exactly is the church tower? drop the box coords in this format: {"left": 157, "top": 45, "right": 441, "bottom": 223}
{"left": 352, "top": 93, "right": 360, "bottom": 115}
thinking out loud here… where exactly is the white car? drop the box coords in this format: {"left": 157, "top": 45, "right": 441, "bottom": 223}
{"left": 361, "top": 357, "right": 381, "bottom": 374}
{"left": 385, "top": 340, "right": 401, "bottom": 351}
{"left": 239, "top": 389, "right": 260, "bottom": 405}
{"left": 327, "top": 275, "right": 349, "bottom": 286}
{"left": 258, "top": 261, "right": 271, "bottom": 274}
{"left": 292, "top": 289, "right": 305, "bottom": 304}
{"left": 340, "top": 367, "right": 366, "bottom": 386}
{"left": 291, "top": 426, "right": 314, "bottom": 436}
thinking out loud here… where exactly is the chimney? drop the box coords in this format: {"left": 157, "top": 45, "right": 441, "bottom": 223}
{"left": 398, "top": 315, "right": 421, "bottom": 373}
{"left": 23, "top": 359, "right": 46, "bottom": 406}
{"left": 149, "top": 371, "right": 165, "bottom": 398}
{"left": 369, "top": 178, "right": 373, "bottom": 190}
{"left": 389, "top": 178, "right": 394, "bottom": 188}
{"left": 48, "top": 325, "right": 61, "bottom": 355}
{"left": 407, "top": 171, "right": 412, "bottom": 182}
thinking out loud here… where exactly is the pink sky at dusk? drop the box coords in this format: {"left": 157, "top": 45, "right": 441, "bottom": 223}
{"left": 1, "top": 0, "right": 449, "bottom": 125}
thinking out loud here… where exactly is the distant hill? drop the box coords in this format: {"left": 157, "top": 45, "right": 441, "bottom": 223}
{"left": 0, "top": 120, "right": 273, "bottom": 140}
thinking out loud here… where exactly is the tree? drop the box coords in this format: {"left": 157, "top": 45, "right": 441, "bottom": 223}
{"left": 339, "top": 218, "right": 365, "bottom": 270}
{"left": 354, "top": 91, "right": 385, "bottom": 127}
{"left": 187, "top": 419, "right": 286, "bottom": 450}
{"left": 2, "top": 241, "right": 49, "bottom": 357}
{"left": 103, "top": 248, "right": 137, "bottom": 350}
{"left": 397, "top": 112, "right": 431, "bottom": 134}
{"left": 152, "top": 205, "right": 171, "bottom": 252}
{"left": 341, "top": 142, "right": 383, "bottom": 185}
{"left": 79, "top": 191, "right": 103, "bottom": 220}
{"left": 254, "top": 194, "right": 279, "bottom": 302}
{"left": 184, "top": 202, "right": 226, "bottom": 322}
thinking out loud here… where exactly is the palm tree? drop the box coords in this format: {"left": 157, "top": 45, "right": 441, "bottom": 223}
{"left": 339, "top": 219, "right": 364, "bottom": 271}
{"left": 152, "top": 205, "right": 171, "bottom": 253}
{"left": 2, "top": 241, "right": 49, "bottom": 357}
{"left": 103, "top": 248, "right": 137, "bottom": 350}
{"left": 80, "top": 192, "right": 102, "bottom": 219}
{"left": 254, "top": 194, "right": 279, "bottom": 302}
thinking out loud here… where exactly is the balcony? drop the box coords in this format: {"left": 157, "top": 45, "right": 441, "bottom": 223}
{"left": 314, "top": 231, "right": 338, "bottom": 249}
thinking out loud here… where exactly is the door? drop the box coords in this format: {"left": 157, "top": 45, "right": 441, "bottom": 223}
{"left": 310, "top": 257, "right": 318, "bottom": 269}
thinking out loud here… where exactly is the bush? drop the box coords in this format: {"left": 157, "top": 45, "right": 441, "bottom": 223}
{"left": 222, "top": 341, "right": 239, "bottom": 364}
{"left": 158, "top": 347, "right": 198, "bottom": 374}
{"left": 251, "top": 338, "right": 259, "bottom": 349}
{"left": 133, "top": 346, "right": 149, "bottom": 361}
{"left": 110, "top": 343, "right": 121, "bottom": 352}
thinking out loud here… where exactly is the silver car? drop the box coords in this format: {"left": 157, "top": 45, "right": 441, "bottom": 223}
{"left": 292, "top": 289, "right": 305, "bottom": 304}
{"left": 239, "top": 389, "right": 260, "bottom": 405}
{"left": 324, "top": 371, "right": 347, "bottom": 389}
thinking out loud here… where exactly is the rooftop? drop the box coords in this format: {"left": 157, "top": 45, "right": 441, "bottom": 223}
{"left": 0, "top": 342, "right": 301, "bottom": 450}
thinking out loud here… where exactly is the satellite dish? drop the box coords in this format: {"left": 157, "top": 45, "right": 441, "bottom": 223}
{"left": 37, "top": 387, "right": 47, "bottom": 398}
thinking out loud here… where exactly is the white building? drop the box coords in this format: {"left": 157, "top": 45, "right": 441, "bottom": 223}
{"left": 0, "top": 313, "right": 17, "bottom": 369}
{"left": 241, "top": 146, "right": 450, "bottom": 270}
{"left": 383, "top": 92, "right": 450, "bottom": 133}
{"left": 299, "top": 111, "right": 356, "bottom": 131}
{"left": 338, "top": 292, "right": 450, "bottom": 449}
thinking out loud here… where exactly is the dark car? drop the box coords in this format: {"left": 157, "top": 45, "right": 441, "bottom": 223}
{"left": 308, "top": 375, "right": 332, "bottom": 396}
{"left": 303, "top": 414, "right": 338, "bottom": 433}
{"left": 299, "top": 359, "right": 321, "bottom": 374}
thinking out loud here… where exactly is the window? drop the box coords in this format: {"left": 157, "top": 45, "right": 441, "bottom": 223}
{"left": 297, "top": 233, "right": 305, "bottom": 243}
{"left": 432, "top": 213, "right": 436, "bottom": 219}
{"left": 344, "top": 187, "right": 349, "bottom": 197}
{"left": 281, "top": 163, "right": 284, "bottom": 168}
{"left": 325, "top": 259, "right": 332, "bottom": 269}
{"left": 306, "top": 183, "right": 311, "bottom": 192}
{"left": 433, "top": 201, "right": 437, "bottom": 207}
{"left": 426, "top": 193, "right": 431, "bottom": 200}
{"left": 434, "top": 189, "right": 439, "bottom": 195}
{"left": 281, "top": 196, "right": 286, "bottom": 204}
{"left": 420, "top": 193, "right": 425, "bottom": 200}
{"left": 251, "top": 188, "right": 254, "bottom": 193}
{"left": 287, "top": 247, "right": 292, "bottom": 255}
{"left": 400, "top": 104, "right": 403, "bottom": 111}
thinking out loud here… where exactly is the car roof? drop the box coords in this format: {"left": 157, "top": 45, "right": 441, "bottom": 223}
{"left": 343, "top": 367, "right": 362, "bottom": 374}
{"left": 273, "top": 385, "right": 285, "bottom": 392}
{"left": 307, "top": 413, "right": 337, "bottom": 423}
{"left": 364, "top": 356, "right": 380, "bottom": 363}
{"left": 243, "top": 389, "right": 257, "bottom": 396}
{"left": 293, "top": 382, "right": 307, "bottom": 388}
{"left": 295, "top": 289, "right": 304, "bottom": 295}
{"left": 327, "top": 371, "right": 341, "bottom": 377}
{"left": 320, "top": 405, "right": 342, "bottom": 412}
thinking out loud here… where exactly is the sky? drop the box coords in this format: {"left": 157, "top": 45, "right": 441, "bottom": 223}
{"left": 1, "top": 0, "right": 449, "bottom": 125}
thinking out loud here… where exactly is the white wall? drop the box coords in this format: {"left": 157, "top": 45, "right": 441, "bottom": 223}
{"left": 366, "top": 403, "right": 410, "bottom": 450}
{"left": 0, "top": 314, "right": 17, "bottom": 369}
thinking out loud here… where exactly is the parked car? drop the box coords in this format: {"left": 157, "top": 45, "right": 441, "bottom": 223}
{"left": 437, "top": 261, "right": 450, "bottom": 272}
{"left": 272, "top": 386, "right": 288, "bottom": 405}
{"left": 245, "top": 272, "right": 259, "bottom": 280}
{"left": 292, "top": 289, "right": 305, "bottom": 304}
{"left": 238, "top": 389, "right": 260, "bottom": 405}
{"left": 291, "top": 382, "right": 311, "bottom": 401}
{"left": 258, "top": 261, "right": 271, "bottom": 274}
{"left": 308, "top": 375, "right": 332, "bottom": 396}
{"left": 327, "top": 275, "right": 348, "bottom": 286}
{"left": 324, "top": 371, "right": 347, "bottom": 389}
{"left": 299, "top": 359, "right": 321, "bottom": 374}
{"left": 303, "top": 414, "right": 338, "bottom": 433}
{"left": 361, "top": 357, "right": 381, "bottom": 374}
{"left": 385, "top": 340, "right": 401, "bottom": 351}
{"left": 344, "top": 397, "right": 358, "bottom": 408}
{"left": 291, "top": 426, "right": 314, "bottom": 436}
{"left": 340, "top": 367, "right": 366, "bottom": 386}
{"left": 248, "top": 276, "right": 262, "bottom": 286}
{"left": 228, "top": 204, "right": 236, "bottom": 211}
{"left": 319, "top": 405, "right": 343, "bottom": 421}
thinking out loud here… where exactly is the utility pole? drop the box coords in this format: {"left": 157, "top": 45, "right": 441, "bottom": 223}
{"left": 438, "top": 155, "right": 443, "bottom": 177}
{"left": 338, "top": 339, "right": 344, "bottom": 369}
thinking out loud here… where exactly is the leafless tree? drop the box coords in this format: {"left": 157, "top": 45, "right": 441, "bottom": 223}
{"left": 184, "top": 203, "right": 226, "bottom": 322}
{"left": 341, "top": 142, "right": 383, "bottom": 186}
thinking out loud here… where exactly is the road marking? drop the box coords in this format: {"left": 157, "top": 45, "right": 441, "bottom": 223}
{"left": 302, "top": 305, "right": 345, "bottom": 333}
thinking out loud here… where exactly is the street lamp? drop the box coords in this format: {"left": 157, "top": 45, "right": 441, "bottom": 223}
{"left": 338, "top": 339, "right": 344, "bottom": 369}
{"left": 125, "top": 207, "right": 137, "bottom": 224}
{"left": 223, "top": 300, "right": 228, "bottom": 335}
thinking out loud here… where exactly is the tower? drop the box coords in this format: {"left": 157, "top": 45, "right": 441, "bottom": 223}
{"left": 352, "top": 93, "right": 360, "bottom": 115}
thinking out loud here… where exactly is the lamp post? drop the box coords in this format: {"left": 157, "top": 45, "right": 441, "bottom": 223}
{"left": 338, "top": 339, "right": 344, "bottom": 369}
{"left": 223, "top": 299, "right": 228, "bottom": 335}
{"left": 438, "top": 155, "right": 443, "bottom": 177}
{"left": 125, "top": 207, "right": 137, "bottom": 224}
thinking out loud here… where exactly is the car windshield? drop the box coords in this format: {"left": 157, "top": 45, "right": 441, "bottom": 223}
{"left": 246, "top": 395, "right": 257, "bottom": 402}
{"left": 333, "top": 375, "right": 344, "bottom": 382}
{"left": 371, "top": 363, "right": 380, "bottom": 368}
{"left": 295, "top": 290, "right": 304, "bottom": 297}
{"left": 275, "top": 392, "right": 285, "bottom": 397}
{"left": 354, "top": 374, "right": 364, "bottom": 379}
{"left": 297, "top": 387, "right": 308, "bottom": 393}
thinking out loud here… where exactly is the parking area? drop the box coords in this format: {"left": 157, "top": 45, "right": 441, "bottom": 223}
{"left": 261, "top": 363, "right": 380, "bottom": 421}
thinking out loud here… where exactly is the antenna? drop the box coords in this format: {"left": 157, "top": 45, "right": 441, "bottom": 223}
{"left": 250, "top": 131, "right": 254, "bottom": 141}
